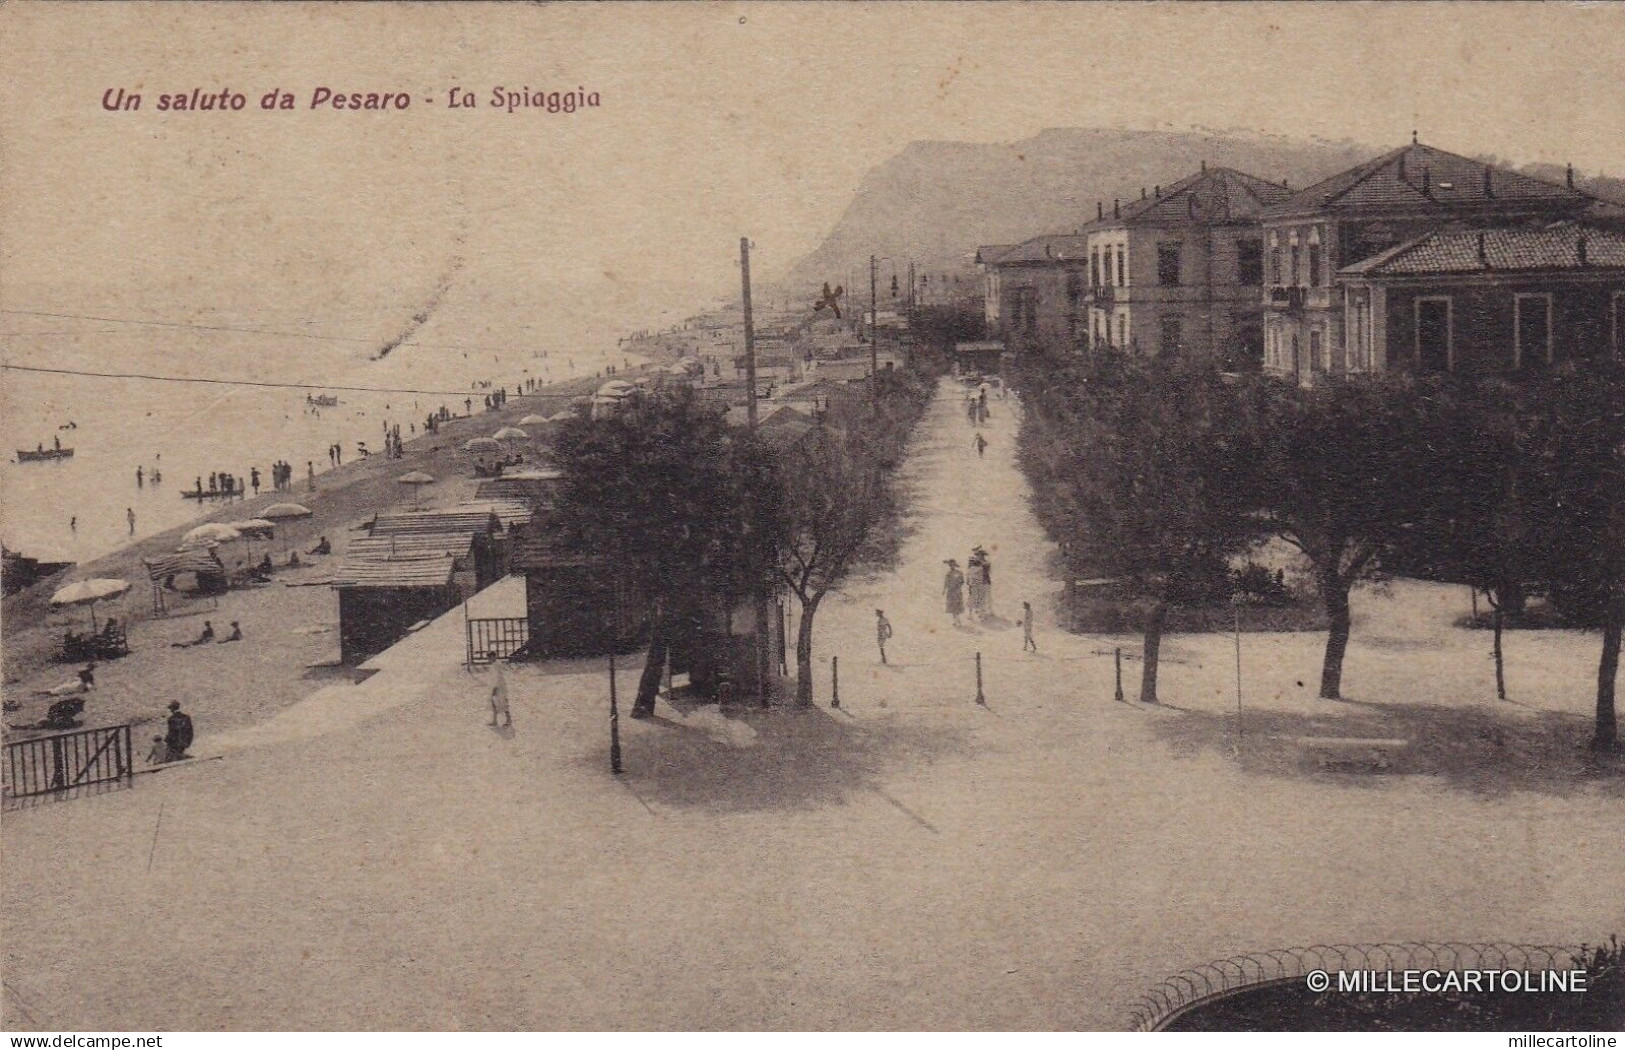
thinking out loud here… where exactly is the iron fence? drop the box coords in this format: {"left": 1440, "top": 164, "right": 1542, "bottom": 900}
{"left": 3, "top": 724, "right": 134, "bottom": 808}
{"left": 467, "top": 616, "right": 529, "bottom": 665}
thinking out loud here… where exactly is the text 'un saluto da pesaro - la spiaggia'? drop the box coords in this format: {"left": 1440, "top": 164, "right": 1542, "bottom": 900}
{"left": 100, "top": 86, "right": 602, "bottom": 113}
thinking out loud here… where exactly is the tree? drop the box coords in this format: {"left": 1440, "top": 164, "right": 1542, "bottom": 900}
{"left": 549, "top": 389, "right": 783, "bottom": 717}
{"left": 1251, "top": 374, "right": 1432, "bottom": 700}
{"left": 772, "top": 426, "right": 888, "bottom": 705}
{"left": 1038, "top": 352, "right": 1265, "bottom": 703}
{"left": 1517, "top": 363, "right": 1625, "bottom": 750}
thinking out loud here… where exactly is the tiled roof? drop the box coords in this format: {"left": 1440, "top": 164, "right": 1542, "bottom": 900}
{"left": 989, "top": 233, "right": 1092, "bottom": 265}
{"left": 1108, "top": 166, "right": 1292, "bottom": 227}
{"left": 975, "top": 244, "right": 1018, "bottom": 264}
{"left": 346, "top": 533, "right": 476, "bottom": 562}
{"left": 1265, "top": 142, "right": 1592, "bottom": 219}
{"left": 331, "top": 553, "right": 456, "bottom": 589}
{"left": 1339, "top": 224, "right": 1625, "bottom": 277}
{"left": 370, "top": 509, "right": 503, "bottom": 538}
{"left": 509, "top": 529, "right": 603, "bottom": 571}
{"left": 452, "top": 498, "right": 536, "bottom": 530}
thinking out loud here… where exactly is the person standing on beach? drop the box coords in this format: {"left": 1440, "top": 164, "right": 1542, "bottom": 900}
{"left": 489, "top": 666, "right": 512, "bottom": 728}
{"left": 126, "top": 507, "right": 135, "bottom": 535}
{"left": 136, "top": 466, "right": 144, "bottom": 487}
{"left": 1021, "top": 601, "right": 1038, "bottom": 653}
{"left": 307, "top": 461, "right": 315, "bottom": 490}
{"left": 250, "top": 467, "right": 260, "bottom": 495}
{"left": 944, "top": 560, "right": 966, "bottom": 627}
{"left": 975, "top": 433, "right": 987, "bottom": 458}
{"left": 875, "top": 609, "right": 893, "bottom": 665}
{"left": 165, "top": 701, "right": 194, "bottom": 762}
{"left": 69, "top": 516, "right": 76, "bottom": 534}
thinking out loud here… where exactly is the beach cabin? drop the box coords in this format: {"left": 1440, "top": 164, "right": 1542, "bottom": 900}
{"left": 331, "top": 553, "right": 461, "bottom": 664}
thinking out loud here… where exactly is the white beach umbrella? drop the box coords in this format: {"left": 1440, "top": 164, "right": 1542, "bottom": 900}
{"left": 180, "top": 523, "right": 242, "bottom": 549}
{"left": 463, "top": 437, "right": 503, "bottom": 453}
{"left": 517, "top": 414, "right": 548, "bottom": 426}
{"left": 50, "top": 578, "right": 130, "bottom": 630}
{"left": 491, "top": 427, "right": 528, "bottom": 441}
{"left": 261, "top": 503, "right": 313, "bottom": 520}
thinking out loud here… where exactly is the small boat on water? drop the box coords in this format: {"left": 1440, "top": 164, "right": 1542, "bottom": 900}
{"left": 16, "top": 447, "right": 74, "bottom": 463}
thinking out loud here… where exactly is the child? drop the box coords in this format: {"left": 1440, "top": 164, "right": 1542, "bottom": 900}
{"left": 1022, "top": 601, "right": 1037, "bottom": 653}
{"left": 875, "top": 609, "right": 893, "bottom": 665}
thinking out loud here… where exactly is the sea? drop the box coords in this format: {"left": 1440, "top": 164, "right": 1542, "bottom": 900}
{"left": 1, "top": 277, "right": 711, "bottom": 564}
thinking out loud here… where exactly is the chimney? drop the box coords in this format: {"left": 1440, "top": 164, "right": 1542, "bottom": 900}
{"left": 1097, "top": 201, "right": 1104, "bottom": 220}
{"left": 1477, "top": 231, "right": 1488, "bottom": 267}
{"left": 1412, "top": 129, "right": 1419, "bottom": 145}
{"left": 1113, "top": 198, "right": 1120, "bottom": 218}
{"left": 1154, "top": 184, "right": 1161, "bottom": 198}
{"left": 1201, "top": 159, "right": 1207, "bottom": 173}
{"left": 1483, "top": 165, "right": 1494, "bottom": 198}
{"left": 1141, "top": 187, "right": 1147, "bottom": 200}
{"left": 1566, "top": 163, "right": 1575, "bottom": 189}
{"left": 1578, "top": 232, "right": 1588, "bottom": 267}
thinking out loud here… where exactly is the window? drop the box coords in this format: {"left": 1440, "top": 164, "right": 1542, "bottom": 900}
{"left": 1290, "top": 246, "right": 1302, "bottom": 287}
{"left": 1308, "top": 244, "right": 1322, "bottom": 288}
{"left": 1160, "top": 316, "right": 1183, "bottom": 355}
{"left": 1416, "top": 297, "right": 1452, "bottom": 372}
{"left": 1309, "top": 327, "right": 1323, "bottom": 372}
{"left": 1157, "top": 242, "right": 1182, "bottom": 286}
{"left": 1101, "top": 250, "right": 1112, "bottom": 287}
{"left": 1237, "top": 240, "right": 1264, "bottom": 286}
{"left": 1515, "top": 293, "right": 1553, "bottom": 370}
{"left": 1094, "top": 313, "right": 1104, "bottom": 347}
{"left": 1269, "top": 248, "right": 1282, "bottom": 285}
{"left": 1118, "top": 315, "right": 1127, "bottom": 348}
{"left": 1090, "top": 250, "right": 1100, "bottom": 288}
{"left": 1066, "top": 273, "right": 1084, "bottom": 305}
{"left": 1116, "top": 247, "right": 1127, "bottom": 287}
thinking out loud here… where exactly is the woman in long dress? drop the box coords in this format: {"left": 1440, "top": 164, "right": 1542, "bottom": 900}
{"left": 966, "top": 552, "right": 988, "bottom": 620}
{"left": 943, "top": 560, "right": 966, "bottom": 627}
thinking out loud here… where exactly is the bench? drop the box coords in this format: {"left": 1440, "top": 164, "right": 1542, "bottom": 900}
{"left": 1291, "top": 736, "right": 1411, "bottom": 772}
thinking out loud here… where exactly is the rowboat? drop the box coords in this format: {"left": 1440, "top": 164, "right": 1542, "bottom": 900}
{"left": 16, "top": 447, "right": 74, "bottom": 463}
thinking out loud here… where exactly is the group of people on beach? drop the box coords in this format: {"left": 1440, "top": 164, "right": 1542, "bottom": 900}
{"left": 145, "top": 701, "right": 194, "bottom": 766}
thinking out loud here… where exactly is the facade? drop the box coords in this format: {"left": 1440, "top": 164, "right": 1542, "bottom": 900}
{"left": 1337, "top": 225, "right": 1625, "bottom": 375}
{"left": 1258, "top": 140, "right": 1610, "bottom": 383}
{"left": 1081, "top": 166, "right": 1289, "bottom": 368}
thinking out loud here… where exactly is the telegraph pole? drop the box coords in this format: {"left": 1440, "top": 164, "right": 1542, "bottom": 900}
{"left": 869, "top": 254, "right": 879, "bottom": 409}
{"left": 741, "top": 236, "right": 770, "bottom": 705}
{"left": 741, "top": 237, "right": 759, "bottom": 431}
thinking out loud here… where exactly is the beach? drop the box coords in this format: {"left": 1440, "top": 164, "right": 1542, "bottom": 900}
{"left": 0, "top": 367, "right": 637, "bottom": 745}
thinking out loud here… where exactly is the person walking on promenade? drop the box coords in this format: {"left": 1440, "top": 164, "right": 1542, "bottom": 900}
{"left": 975, "top": 433, "right": 987, "bottom": 458}
{"left": 875, "top": 609, "right": 893, "bottom": 665}
{"left": 126, "top": 507, "right": 136, "bottom": 535}
{"left": 136, "top": 466, "right": 144, "bottom": 487}
{"left": 165, "top": 701, "right": 194, "bottom": 762}
{"left": 966, "top": 549, "right": 988, "bottom": 620}
{"left": 1021, "top": 601, "right": 1038, "bottom": 653}
{"left": 944, "top": 559, "right": 966, "bottom": 628}
{"left": 489, "top": 666, "right": 512, "bottom": 728}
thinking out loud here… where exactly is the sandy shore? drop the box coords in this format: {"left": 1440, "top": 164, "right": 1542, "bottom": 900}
{"left": 1, "top": 370, "right": 619, "bottom": 743}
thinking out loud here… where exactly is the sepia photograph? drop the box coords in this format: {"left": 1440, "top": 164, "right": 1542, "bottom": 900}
{"left": 2, "top": 0, "right": 1623, "bottom": 1038}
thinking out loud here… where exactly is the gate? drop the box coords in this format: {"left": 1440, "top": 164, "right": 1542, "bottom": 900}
{"left": 3, "top": 724, "right": 134, "bottom": 808}
{"left": 467, "top": 616, "right": 529, "bottom": 665}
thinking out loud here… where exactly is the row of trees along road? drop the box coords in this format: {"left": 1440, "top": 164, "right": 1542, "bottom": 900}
{"left": 1016, "top": 350, "right": 1625, "bottom": 751}
{"left": 548, "top": 368, "right": 936, "bottom": 716}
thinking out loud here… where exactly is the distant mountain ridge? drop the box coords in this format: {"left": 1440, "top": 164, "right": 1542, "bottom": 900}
{"left": 779, "top": 127, "right": 1625, "bottom": 295}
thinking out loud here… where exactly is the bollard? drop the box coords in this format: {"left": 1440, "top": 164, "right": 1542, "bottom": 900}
{"left": 1114, "top": 647, "right": 1125, "bottom": 703}
{"left": 831, "top": 655, "right": 840, "bottom": 709}
{"left": 975, "top": 651, "right": 986, "bottom": 705}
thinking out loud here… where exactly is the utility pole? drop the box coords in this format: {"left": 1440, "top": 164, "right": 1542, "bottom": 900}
{"left": 869, "top": 254, "right": 879, "bottom": 410}
{"left": 741, "top": 237, "right": 758, "bottom": 431}
{"left": 741, "top": 236, "right": 770, "bottom": 705}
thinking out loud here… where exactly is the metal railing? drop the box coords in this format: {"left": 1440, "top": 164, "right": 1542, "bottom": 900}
{"left": 1127, "top": 941, "right": 1578, "bottom": 1031}
{"left": 3, "top": 724, "right": 134, "bottom": 808}
{"left": 467, "top": 616, "right": 529, "bottom": 665}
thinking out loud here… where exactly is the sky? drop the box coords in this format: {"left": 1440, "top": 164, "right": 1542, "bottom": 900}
{"left": 3, "top": 1, "right": 1624, "bottom": 338}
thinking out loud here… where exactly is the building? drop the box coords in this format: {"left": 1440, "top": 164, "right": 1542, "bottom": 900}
{"left": 977, "top": 235, "right": 1090, "bottom": 350}
{"left": 1081, "top": 165, "right": 1290, "bottom": 366}
{"left": 1258, "top": 140, "right": 1612, "bottom": 383}
{"left": 1336, "top": 224, "right": 1625, "bottom": 375}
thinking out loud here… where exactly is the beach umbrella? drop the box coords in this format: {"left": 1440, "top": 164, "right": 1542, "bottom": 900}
{"left": 231, "top": 519, "right": 276, "bottom": 538}
{"left": 597, "top": 380, "right": 634, "bottom": 396}
{"left": 491, "top": 427, "right": 528, "bottom": 441}
{"left": 50, "top": 578, "right": 130, "bottom": 630}
{"left": 261, "top": 503, "right": 313, "bottom": 520}
{"left": 462, "top": 437, "right": 502, "bottom": 453}
{"left": 180, "top": 522, "right": 242, "bottom": 549}
{"left": 549, "top": 410, "right": 577, "bottom": 422}
{"left": 517, "top": 414, "right": 548, "bottom": 426}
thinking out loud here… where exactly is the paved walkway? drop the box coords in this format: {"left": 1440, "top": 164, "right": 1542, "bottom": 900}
{"left": 4, "top": 378, "right": 1621, "bottom": 1031}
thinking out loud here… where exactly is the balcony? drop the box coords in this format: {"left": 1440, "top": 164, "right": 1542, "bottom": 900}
{"left": 1266, "top": 286, "right": 1306, "bottom": 312}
